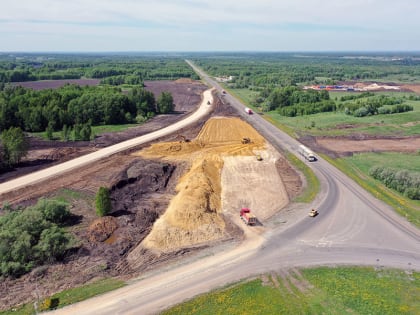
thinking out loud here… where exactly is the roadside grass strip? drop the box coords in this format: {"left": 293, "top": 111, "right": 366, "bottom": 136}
{"left": 163, "top": 267, "right": 419, "bottom": 315}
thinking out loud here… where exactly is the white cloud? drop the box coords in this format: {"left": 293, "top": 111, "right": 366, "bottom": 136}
{"left": 0, "top": 0, "right": 419, "bottom": 51}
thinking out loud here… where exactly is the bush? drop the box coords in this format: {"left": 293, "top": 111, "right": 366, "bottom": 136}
{"left": 353, "top": 106, "right": 369, "bottom": 117}
{"left": 0, "top": 199, "right": 72, "bottom": 277}
{"left": 35, "top": 199, "right": 71, "bottom": 224}
{"left": 377, "top": 106, "right": 391, "bottom": 114}
{"left": 95, "top": 187, "right": 112, "bottom": 217}
{"left": 39, "top": 297, "right": 60, "bottom": 311}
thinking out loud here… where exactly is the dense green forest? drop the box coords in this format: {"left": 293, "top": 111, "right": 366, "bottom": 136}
{"left": 0, "top": 54, "right": 199, "bottom": 83}
{"left": 0, "top": 84, "right": 173, "bottom": 133}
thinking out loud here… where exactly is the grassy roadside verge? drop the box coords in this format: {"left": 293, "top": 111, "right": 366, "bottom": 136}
{"left": 285, "top": 152, "right": 319, "bottom": 203}
{"left": 323, "top": 154, "right": 420, "bottom": 228}
{"left": 163, "top": 267, "right": 419, "bottom": 315}
{"left": 0, "top": 278, "right": 125, "bottom": 315}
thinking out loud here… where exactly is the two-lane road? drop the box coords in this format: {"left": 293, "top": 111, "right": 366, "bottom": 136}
{"left": 50, "top": 62, "right": 419, "bottom": 314}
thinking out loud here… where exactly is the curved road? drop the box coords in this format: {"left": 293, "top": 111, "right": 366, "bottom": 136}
{"left": 48, "top": 62, "right": 420, "bottom": 314}
{"left": 0, "top": 89, "right": 214, "bottom": 195}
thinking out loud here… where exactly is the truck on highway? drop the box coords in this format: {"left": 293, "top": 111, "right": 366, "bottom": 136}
{"left": 240, "top": 208, "right": 257, "bottom": 225}
{"left": 244, "top": 107, "right": 253, "bottom": 115}
{"left": 298, "top": 144, "right": 316, "bottom": 162}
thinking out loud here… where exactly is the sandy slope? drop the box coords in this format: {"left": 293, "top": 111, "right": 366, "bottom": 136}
{"left": 221, "top": 145, "right": 289, "bottom": 221}
{"left": 128, "top": 117, "right": 289, "bottom": 258}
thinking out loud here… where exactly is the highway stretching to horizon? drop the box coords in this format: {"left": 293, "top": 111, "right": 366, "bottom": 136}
{"left": 6, "top": 61, "right": 418, "bottom": 314}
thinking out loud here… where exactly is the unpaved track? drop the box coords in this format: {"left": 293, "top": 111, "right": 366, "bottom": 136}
{"left": 46, "top": 61, "right": 420, "bottom": 315}
{"left": 0, "top": 89, "right": 214, "bottom": 196}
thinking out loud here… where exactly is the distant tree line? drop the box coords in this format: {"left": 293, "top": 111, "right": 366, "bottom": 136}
{"left": 0, "top": 55, "right": 199, "bottom": 84}
{"left": 0, "top": 199, "right": 73, "bottom": 277}
{"left": 194, "top": 53, "right": 420, "bottom": 89}
{"left": 369, "top": 166, "right": 420, "bottom": 200}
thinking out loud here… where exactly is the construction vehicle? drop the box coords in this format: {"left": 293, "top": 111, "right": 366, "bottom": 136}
{"left": 245, "top": 107, "right": 253, "bottom": 115}
{"left": 256, "top": 154, "right": 263, "bottom": 161}
{"left": 175, "top": 134, "right": 190, "bottom": 143}
{"left": 298, "top": 145, "right": 316, "bottom": 162}
{"left": 241, "top": 137, "right": 251, "bottom": 144}
{"left": 240, "top": 208, "right": 257, "bottom": 225}
{"left": 309, "top": 209, "right": 318, "bottom": 217}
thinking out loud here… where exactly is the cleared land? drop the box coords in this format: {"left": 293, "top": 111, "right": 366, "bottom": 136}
{"left": 128, "top": 117, "right": 289, "bottom": 261}
{"left": 11, "top": 79, "right": 101, "bottom": 90}
{"left": 316, "top": 136, "right": 420, "bottom": 155}
{"left": 0, "top": 86, "right": 301, "bottom": 311}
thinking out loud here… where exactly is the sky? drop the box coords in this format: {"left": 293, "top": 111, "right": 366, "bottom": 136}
{"left": 1, "top": 0, "right": 419, "bottom": 52}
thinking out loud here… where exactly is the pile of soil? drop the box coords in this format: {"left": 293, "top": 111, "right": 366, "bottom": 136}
{"left": 0, "top": 93, "right": 301, "bottom": 311}
{"left": 128, "top": 117, "right": 289, "bottom": 260}
{"left": 139, "top": 157, "right": 225, "bottom": 253}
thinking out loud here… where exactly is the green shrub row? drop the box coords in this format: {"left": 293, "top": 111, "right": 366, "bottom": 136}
{"left": 369, "top": 166, "right": 420, "bottom": 200}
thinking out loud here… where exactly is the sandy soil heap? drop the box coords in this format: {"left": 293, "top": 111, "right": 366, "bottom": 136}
{"left": 129, "top": 117, "right": 287, "bottom": 256}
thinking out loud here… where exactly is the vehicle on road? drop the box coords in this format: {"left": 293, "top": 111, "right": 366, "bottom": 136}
{"left": 298, "top": 144, "right": 316, "bottom": 162}
{"left": 245, "top": 107, "right": 253, "bottom": 115}
{"left": 240, "top": 208, "right": 257, "bottom": 225}
{"left": 309, "top": 209, "right": 318, "bottom": 217}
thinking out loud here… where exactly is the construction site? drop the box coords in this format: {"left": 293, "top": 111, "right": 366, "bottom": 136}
{"left": 0, "top": 82, "right": 302, "bottom": 310}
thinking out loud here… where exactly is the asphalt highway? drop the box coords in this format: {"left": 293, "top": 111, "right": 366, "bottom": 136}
{"left": 46, "top": 62, "right": 420, "bottom": 314}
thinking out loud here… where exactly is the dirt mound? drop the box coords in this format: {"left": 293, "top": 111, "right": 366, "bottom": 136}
{"left": 87, "top": 216, "right": 119, "bottom": 243}
{"left": 139, "top": 117, "right": 266, "bottom": 161}
{"left": 139, "top": 157, "right": 225, "bottom": 252}
{"left": 128, "top": 117, "right": 289, "bottom": 257}
{"left": 197, "top": 117, "right": 265, "bottom": 148}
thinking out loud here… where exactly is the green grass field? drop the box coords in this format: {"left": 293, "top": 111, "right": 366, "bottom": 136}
{"left": 328, "top": 152, "right": 420, "bottom": 227}
{"left": 163, "top": 267, "right": 420, "bottom": 315}
{"left": 231, "top": 88, "right": 420, "bottom": 137}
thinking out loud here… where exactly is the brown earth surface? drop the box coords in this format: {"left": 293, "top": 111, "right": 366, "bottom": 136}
{"left": 338, "top": 81, "right": 420, "bottom": 93}
{"left": 301, "top": 135, "right": 420, "bottom": 158}
{"left": 402, "top": 84, "right": 420, "bottom": 94}
{"left": 11, "top": 79, "right": 101, "bottom": 90}
{"left": 0, "top": 80, "right": 207, "bottom": 183}
{"left": 126, "top": 117, "right": 292, "bottom": 268}
{"left": 0, "top": 89, "right": 301, "bottom": 311}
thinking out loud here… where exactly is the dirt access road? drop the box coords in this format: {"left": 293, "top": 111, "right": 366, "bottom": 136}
{"left": 49, "top": 61, "right": 420, "bottom": 315}
{"left": 0, "top": 89, "right": 214, "bottom": 196}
